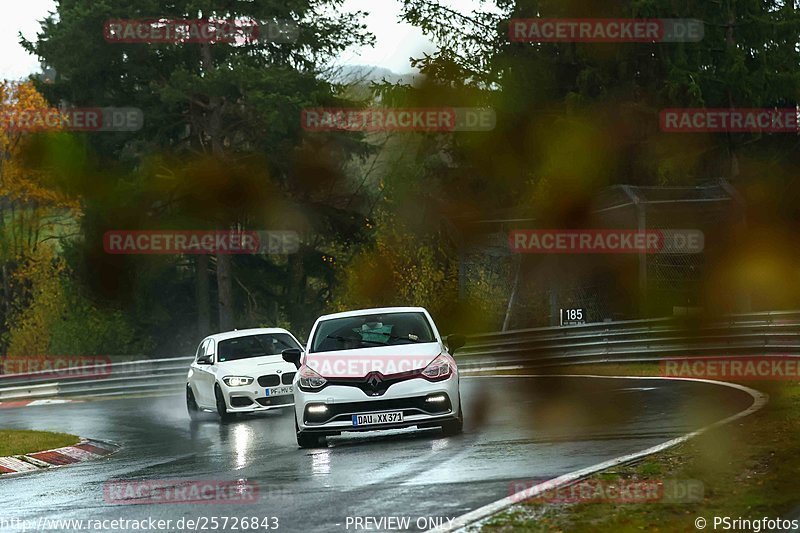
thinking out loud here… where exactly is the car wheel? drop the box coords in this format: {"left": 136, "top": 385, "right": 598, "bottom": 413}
{"left": 186, "top": 385, "right": 203, "bottom": 420}
{"left": 441, "top": 394, "right": 463, "bottom": 436}
{"left": 295, "top": 417, "right": 326, "bottom": 448}
{"left": 215, "top": 385, "right": 236, "bottom": 421}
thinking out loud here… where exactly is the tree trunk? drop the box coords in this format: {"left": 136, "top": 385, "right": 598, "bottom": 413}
{"left": 724, "top": 8, "right": 738, "bottom": 180}
{"left": 216, "top": 254, "right": 234, "bottom": 331}
{"left": 196, "top": 254, "right": 211, "bottom": 336}
{"left": 286, "top": 251, "right": 305, "bottom": 324}
{"left": 199, "top": 41, "right": 234, "bottom": 332}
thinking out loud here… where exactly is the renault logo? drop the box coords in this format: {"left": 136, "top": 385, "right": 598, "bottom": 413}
{"left": 366, "top": 373, "right": 383, "bottom": 389}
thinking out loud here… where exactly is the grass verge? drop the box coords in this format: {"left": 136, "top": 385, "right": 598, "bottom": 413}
{"left": 479, "top": 363, "right": 800, "bottom": 532}
{"left": 0, "top": 429, "right": 80, "bottom": 456}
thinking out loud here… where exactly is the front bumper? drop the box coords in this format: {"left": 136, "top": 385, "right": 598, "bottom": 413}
{"left": 225, "top": 393, "right": 295, "bottom": 412}
{"left": 294, "top": 375, "right": 460, "bottom": 433}
{"left": 221, "top": 382, "right": 295, "bottom": 412}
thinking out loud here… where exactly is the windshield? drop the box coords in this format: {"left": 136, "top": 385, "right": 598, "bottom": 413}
{"left": 311, "top": 312, "right": 436, "bottom": 353}
{"left": 217, "top": 333, "right": 301, "bottom": 362}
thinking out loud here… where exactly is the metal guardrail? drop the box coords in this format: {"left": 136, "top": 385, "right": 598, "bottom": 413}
{"left": 0, "top": 357, "right": 193, "bottom": 399}
{"left": 465, "top": 309, "right": 800, "bottom": 345}
{"left": 1, "top": 310, "right": 799, "bottom": 399}
{"left": 458, "top": 311, "right": 800, "bottom": 368}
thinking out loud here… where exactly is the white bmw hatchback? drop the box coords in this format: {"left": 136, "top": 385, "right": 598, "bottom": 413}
{"left": 282, "top": 307, "right": 465, "bottom": 447}
{"left": 186, "top": 328, "right": 304, "bottom": 421}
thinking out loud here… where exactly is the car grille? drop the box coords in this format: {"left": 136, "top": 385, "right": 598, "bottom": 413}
{"left": 258, "top": 374, "right": 280, "bottom": 387}
{"left": 256, "top": 396, "right": 294, "bottom": 407}
{"left": 230, "top": 396, "right": 254, "bottom": 407}
{"left": 281, "top": 372, "right": 295, "bottom": 385}
{"left": 304, "top": 394, "right": 451, "bottom": 425}
{"left": 323, "top": 370, "right": 423, "bottom": 397}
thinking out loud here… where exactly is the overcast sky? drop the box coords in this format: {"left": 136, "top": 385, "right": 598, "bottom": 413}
{"left": 0, "top": 0, "right": 449, "bottom": 80}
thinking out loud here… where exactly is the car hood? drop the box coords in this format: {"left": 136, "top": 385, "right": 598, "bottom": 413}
{"left": 216, "top": 355, "right": 294, "bottom": 376}
{"left": 304, "top": 342, "right": 444, "bottom": 378}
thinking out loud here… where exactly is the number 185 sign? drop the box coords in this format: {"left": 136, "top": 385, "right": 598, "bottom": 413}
{"left": 560, "top": 308, "right": 586, "bottom": 326}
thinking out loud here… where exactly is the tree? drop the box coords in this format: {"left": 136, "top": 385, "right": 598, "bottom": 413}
{"left": 22, "top": 0, "right": 377, "bottom": 343}
{"left": 396, "top": 0, "right": 800, "bottom": 190}
{"left": 0, "top": 81, "right": 82, "bottom": 353}
{"left": 392, "top": 0, "right": 800, "bottom": 318}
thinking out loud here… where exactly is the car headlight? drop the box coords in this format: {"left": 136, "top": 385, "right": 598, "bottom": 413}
{"left": 222, "top": 376, "right": 254, "bottom": 387}
{"left": 298, "top": 365, "right": 327, "bottom": 390}
{"left": 421, "top": 354, "right": 452, "bottom": 381}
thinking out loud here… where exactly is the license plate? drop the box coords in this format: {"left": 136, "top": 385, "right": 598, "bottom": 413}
{"left": 265, "top": 386, "right": 293, "bottom": 396}
{"left": 352, "top": 411, "right": 404, "bottom": 427}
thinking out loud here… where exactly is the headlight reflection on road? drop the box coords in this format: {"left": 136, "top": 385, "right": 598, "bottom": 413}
{"left": 232, "top": 423, "right": 255, "bottom": 469}
{"left": 431, "top": 437, "right": 450, "bottom": 452}
{"left": 311, "top": 449, "right": 331, "bottom": 475}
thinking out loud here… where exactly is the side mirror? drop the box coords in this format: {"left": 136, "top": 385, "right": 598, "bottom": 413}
{"left": 196, "top": 355, "right": 213, "bottom": 365}
{"left": 447, "top": 334, "right": 466, "bottom": 355}
{"left": 282, "top": 348, "right": 302, "bottom": 369}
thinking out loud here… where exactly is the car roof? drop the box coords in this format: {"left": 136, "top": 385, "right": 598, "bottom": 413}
{"left": 315, "top": 306, "right": 429, "bottom": 321}
{"left": 204, "top": 328, "right": 295, "bottom": 342}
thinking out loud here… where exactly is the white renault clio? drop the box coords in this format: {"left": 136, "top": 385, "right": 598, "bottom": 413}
{"left": 186, "top": 328, "right": 304, "bottom": 421}
{"left": 282, "top": 307, "right": 465, "bottom": 447}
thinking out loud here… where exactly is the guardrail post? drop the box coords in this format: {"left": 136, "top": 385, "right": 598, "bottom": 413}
{"left": 622, "top": 186, "right": 647, "bottom": 316}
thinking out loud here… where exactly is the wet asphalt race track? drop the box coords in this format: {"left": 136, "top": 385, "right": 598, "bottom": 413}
{"left": 0, "top": 375, "right": 755, "bottom": 533}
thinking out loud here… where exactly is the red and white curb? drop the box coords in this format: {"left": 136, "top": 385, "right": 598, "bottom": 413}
{"left": 0, "top": 399, "right": 78, "bottom": 410}
{"left": 0, "top": 439, "right": 120, "bottom": 476}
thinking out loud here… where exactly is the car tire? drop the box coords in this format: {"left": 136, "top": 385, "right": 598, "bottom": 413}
{"left": 441, "top": 394, "right": 463, "bottom": 436}
{"left": 215, "top": 385, "right": 236, "bottom": 421}
{"left": 295, "top": 418, "right": 326, "bottom": 448}
{"left": 186, "top": 385, "right": 203, "bottom": 420}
